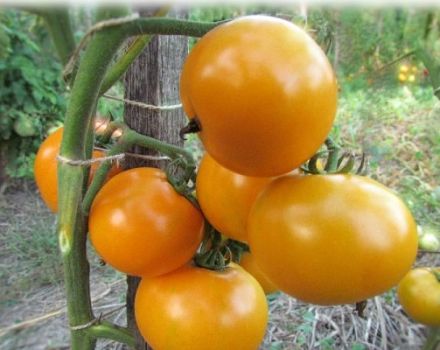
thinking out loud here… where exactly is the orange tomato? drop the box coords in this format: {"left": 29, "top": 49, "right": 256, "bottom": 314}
{"left": 180, "top": 15, "right": 337, "bottom": 176}
{"left": 240, "top": 252, "right": 277, "bottom": 294}
{"left": 135, "top": 263, "right": 268, "bottom": 350}
{"left": 34, "top": 127, "right": 121, "bottom": 212}
{"left": 248, "top": 174, "right": 418, "bottom": 305}
{"left": 196, "top": 154, "right": 273, "bottom": 242}
{"left": 89, "top": 168, "right": 204, "bottom": 277}
{"left": 34, "top": 127, "right": 63, "bottom": 212}
{"left": 398, "top": 267, "right": 440, "bottom": 326}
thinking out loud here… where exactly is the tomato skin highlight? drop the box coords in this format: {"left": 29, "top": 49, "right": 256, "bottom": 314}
{"left": 240, "top": 252, "right": 277, "bottom": 294}
{"left": 180, "top": 15, "right": 337, "bottom": 176}
{"left": 248, "top": 174, "right": 418, "bottom": 305}
{"left": 89, "top": 167, "right": 204, "bottom": 278}
{"left": 398, "top": 267, "right": 440, "bottom": 326}
{"left": 34, "top": 127, "right": 121, "bottom": 212}
{"left": 135, "top": 263, "right": 268, "bottom": 350}
{"left": 196, "top": 153, "right": 274, "bottom": 242}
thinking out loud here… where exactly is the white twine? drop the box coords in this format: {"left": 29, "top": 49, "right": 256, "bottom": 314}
{"left": 70, "top": 317, "right": 99, "bottom": 331}
{"left": 57, "top": 151, "right": 170, "bottom": 167}
{"left": 103, "top": 93, "right": 182, "bottom": 111}
{"left": 57, "top": 153, "right": 125, "bottom": 166}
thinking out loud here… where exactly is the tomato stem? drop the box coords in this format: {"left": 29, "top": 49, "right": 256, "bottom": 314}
{"left": 180, "top": 118, "right": 202, "bottom": 140}
{"left": 324, "top": 138, "right": 340, "bottom": 172}
{"left": 82, "top": 141, "right": 131, "bottom": 214}
{"left": 98, "top": 6, "right": 171, "bottom": 96}
{"left": 354, "top": 300, "right": 368, "bottom": 318}
{"left": 88, "top": 321, "right": 136, "bottom": 347}
{"left": 83, "top": 123, "right": 197, "bottom": 213}
{"left": 226, "top": 239, "right": 250, "bottom": 263}
{"left": 195, "top": 224, "right": 231, "bottom": 270}
{"left": 302, "top": 139, "right": 365, "bottom": 175}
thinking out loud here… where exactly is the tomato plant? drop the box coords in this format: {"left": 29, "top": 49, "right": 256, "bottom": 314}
{"left": 240, "top": 251, "right": 277, "bottom": 295}
{"left": 180, "top": 15, "right": 337, "bottom": 176}
{"left": 135, "top": 263, "right": 268, "bottom": 350}
{"left": 248, "top": 174, "right": 418, "bottom": 305}
{"left": 89, "top": 167, "right": 204, "bottom": 277}
{"left": 398, "top": 267, "right": 440, "bottom": 326}
{"left": 196, "top": 153, "right": 274, "bottom": 242}
{"left": 34, "top": 127, "right": 121, "bottom": 212}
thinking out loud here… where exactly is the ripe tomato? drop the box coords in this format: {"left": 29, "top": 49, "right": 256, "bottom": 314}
{"left": 135, "top": 263, "right": 268, "bottom": 350}
{"left": 248, "top": 174, "right": 418, "bottom": 305}
{"left": 397, "top": 267, "right": 440, "bottom": 326}
{"left": 89, "top": 168, "right": 204, "bottom": 277}
{"left": 34, "top": 127, "right": 63, "bottom": 212}
{"left": 240, "top": 251, "right": 277, "bottom": 294}
{"left": 180, "top": 15, "right": 337, "bottom": 176}
{"left": 196, "top": 154, "right": 274, "bottom": 242}
{"left": 34, "top": 127, "right": 121, "bottom": 212}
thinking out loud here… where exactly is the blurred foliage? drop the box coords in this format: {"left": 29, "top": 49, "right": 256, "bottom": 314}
{"left": 333, "top": 84, "right": 439, "bottom": 230}
{"left": 189, "top": 6, "right": 440, "bottom": 87}
{"left": 0, "top": 10, "right": 66, "bottom": 178}
{"left": 0, "top": 8, "right": 123, "bottom": 179}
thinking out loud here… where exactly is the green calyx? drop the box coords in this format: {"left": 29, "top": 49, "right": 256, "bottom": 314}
{"left": 301, "top": 137, "right": 368, "bottom": 175}
{"left": 194, "top": 224, "right": 231, "bottom": 271}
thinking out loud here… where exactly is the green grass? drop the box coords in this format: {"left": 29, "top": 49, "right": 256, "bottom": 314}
{"left": 332, "top": 84, "right": 440, "bottom": 232}
{"left": 0, "top": 191, "right": 63, "bottom": 306}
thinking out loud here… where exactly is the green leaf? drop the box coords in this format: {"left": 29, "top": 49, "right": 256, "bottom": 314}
{"left": 11, "top": 81, "right": 27, "bottom": 105}
{"left": 0, "top": 24, "right": 11, "bottom": 59}
{"left": 32, "top": 89, "right": 44, "bottom": 103}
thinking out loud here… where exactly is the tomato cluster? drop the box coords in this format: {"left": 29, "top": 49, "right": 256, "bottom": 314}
{"left": 34, "top": 15, "right": 422, "bottom": 350}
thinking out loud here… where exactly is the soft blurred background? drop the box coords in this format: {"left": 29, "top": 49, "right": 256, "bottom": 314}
{"left": 0, "top": 4, "right": 439, "bottom": 349}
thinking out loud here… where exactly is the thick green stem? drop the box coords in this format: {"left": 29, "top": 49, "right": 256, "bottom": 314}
{"left": 83, "top": 125, "right": 196, "bottom": 214}
{"left": 99, "top": 35, "right": 152, "bottom": 95}
{"left": 125, "top": 129, "right": 195, "bottom": 167}
{"left": 115, "top": 17, "right": 220, "bottom": 39}
{"left": 423, "top": 327, "right": 440, "bottom": 350}
{"left": 41, "top": 9, "right": 76, "bottom": 65}
{"left": 82, "top": 141, "right": 130, "bottom": 213}
{"left": 58, "top": 17, "right": 128, "bottom": 350}
{"left": 89, "top": 321, "right": 135, "bottom": 347}
{"left": 99, "top": 6, "right": 170, "bottom": 95}
{"left": 53, "top": 12, "right": 219, "bottom": 350}
{"left": 324, "top": 138, "right": 340, "bottom": 172}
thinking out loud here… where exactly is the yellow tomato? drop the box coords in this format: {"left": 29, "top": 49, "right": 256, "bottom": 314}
{"left": 240, "top": 252, "right": 277, "bottom": 294}
{"left": 248, "top": 174, "right": 418, "bottom": 305}
{"left": 196, "top": 154, "right": 274, "bottom": 242}
{"left": 180, "top": 15, "right": 337, "bottom": 176}
{"left": 135, "top": 263, "right": 268, "bottom": 350}
{"left": 398, "top": 267, "right": 440, "bottom": 326}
